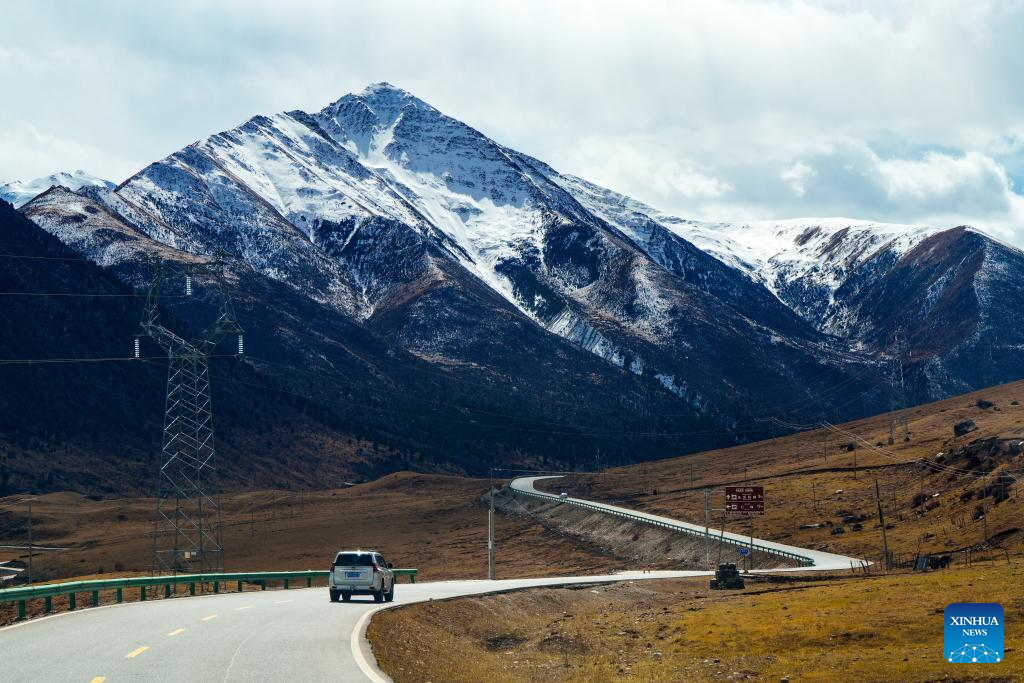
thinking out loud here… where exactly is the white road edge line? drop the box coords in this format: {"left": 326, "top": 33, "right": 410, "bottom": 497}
{"left": 351, "top": 606, "right": 392, "bottom": 683}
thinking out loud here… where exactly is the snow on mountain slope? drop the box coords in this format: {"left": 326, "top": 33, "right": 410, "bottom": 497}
{"left": 0, "top": 170, "right": 113, "bottom": 208}
{"left": 675, "top": 218, "right": 936, "bottom": 294}
{"left": 554, "top": 174, "right": 944, "bottom": 335}
{"left": 553, "top": 170, "right": 1024, "bottom": 407}
{"left": 18, "top": 186, "right": 189, "bottom": 271}
{"left": 29, "top": 82, "right": 880, "bottom": 424}
{"left": 313, "top": 84, "right": 586, "bottom": 317}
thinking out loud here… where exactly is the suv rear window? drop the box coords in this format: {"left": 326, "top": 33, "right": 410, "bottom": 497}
{"left": 335, "top": 553, "right": 374, "bottom": 566}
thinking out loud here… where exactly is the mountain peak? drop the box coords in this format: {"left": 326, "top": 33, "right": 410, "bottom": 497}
{"left": 358, "top": 81, "right": 411, "bottom": 97}
{"left": 0, "top": 170, "right": 113, "bottom": 208}
{"left": 322, "top": 82, "right": 434, "bottom": 123}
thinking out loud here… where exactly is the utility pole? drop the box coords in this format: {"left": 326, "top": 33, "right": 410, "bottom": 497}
{"left": 822, "top": 432, "right": 827, "bottom": 464}
{"left": 487, "top": 469, "right": 496, "bottom": 580}
{"left": 899, "top": 344, "right": 910, "bottom": 442}
{"left": 981, "top": 475, "right": 988, "bottom": 546}
{"left": 704, "top": 487, "right": 710, "bottom": 570}
{"left": 747, "top": 518, "right": 754, "bottom": 573}
{"left": 27, "top": 497, "right": 33, "bottom": 585}
{"left": 139, "top": 259, "right": 243, "bottom": 576}
{"left": 981, "top": 497, "right": 988, "bottom": 546}
{"left": 812, "top": 482, "right": 817, "bottom": 511}
{"left": 874, "top": 479, "right": 891, "bottom": 571}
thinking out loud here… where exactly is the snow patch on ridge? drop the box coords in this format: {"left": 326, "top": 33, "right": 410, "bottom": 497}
{"left": 1, "top": 171, "right": 113, "bottom": 208}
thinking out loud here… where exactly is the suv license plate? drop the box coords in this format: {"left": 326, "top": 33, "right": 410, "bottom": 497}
{"left": 346, "top": 571, "right": 361, "bottom": 578}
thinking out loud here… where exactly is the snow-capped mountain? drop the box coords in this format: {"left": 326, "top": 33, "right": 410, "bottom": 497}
{"left": 52, "top": 83, "right": 881, "bottom": 422}
{"left": 553, "top": 175, "right": 1024, "bottom": 397}
{"left": 17, "top": 82, "right": 1023, "bottom": 452}
{"left": 0, "top": 170, "right": 113, "bottom": 207}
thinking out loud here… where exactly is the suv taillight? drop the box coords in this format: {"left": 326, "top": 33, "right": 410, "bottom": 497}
{"left": 330, "top": 562, "right": 336, "bottom": 571}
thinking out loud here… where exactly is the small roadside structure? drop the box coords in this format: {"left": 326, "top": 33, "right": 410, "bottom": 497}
{"left": 710, "top": 563, "right": 745, "bottom": 590}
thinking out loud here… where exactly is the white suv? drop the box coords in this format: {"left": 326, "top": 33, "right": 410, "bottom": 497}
{"left": 329, "top": 550, "right": 395, "bottom": 603}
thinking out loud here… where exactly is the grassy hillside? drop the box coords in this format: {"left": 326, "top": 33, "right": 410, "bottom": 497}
{"left": 371, "top": 566, "right": 1023, "bottom": 682}
{"left": 542, "top": 380, "right": 1024, "bottom": 564}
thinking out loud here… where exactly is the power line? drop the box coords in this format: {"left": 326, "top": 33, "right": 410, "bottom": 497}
{"left": 0, "top": 353, "right": 238, "bottom": 366}
{"left": 0, "top": 252, "right": 93, "bottom": 262}
{"left": 192, "top": 360, "right": 786, "bottom": 439}
{"left": 0, "top": 291, "right": 184, "bottom": 298}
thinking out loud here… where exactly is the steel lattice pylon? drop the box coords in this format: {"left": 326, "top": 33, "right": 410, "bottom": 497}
{"left": 140, "top": 260, "right": 243, "bottom": 575}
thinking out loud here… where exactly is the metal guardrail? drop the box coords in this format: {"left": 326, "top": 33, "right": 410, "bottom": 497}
{"left": 0, "top": 568, "right": 418, "bottom": 621}
{"left": 512, "top": 485, "right": 814, "bottom": 567}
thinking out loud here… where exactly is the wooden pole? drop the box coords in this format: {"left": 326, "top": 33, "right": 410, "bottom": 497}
{"left": 875, "top": 479, "right": 891, "bottom": 571}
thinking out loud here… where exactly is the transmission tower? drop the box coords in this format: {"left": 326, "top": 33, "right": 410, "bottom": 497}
{"left": 138, "top": 259, "right": 243, "bottom": 575}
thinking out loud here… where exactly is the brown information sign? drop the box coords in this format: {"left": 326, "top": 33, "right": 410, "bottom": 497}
{"left": 725, "top": 485, "right": 764, "bottom": 516}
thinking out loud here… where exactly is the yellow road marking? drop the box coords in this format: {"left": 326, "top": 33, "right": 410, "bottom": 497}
{"left": 201, "top": 614, "right": 218, "bottom": 622}
{"left": 167, "top": 628, "right": 186, "bottom": 637}
{"left": 235, "top": 605, "right": 252, "bottom": 611}
{"left": 89, "top": 678, "right": 106, "bottom": 683}
{"left": 125, "top": 646, "right": 149, "bottom": 658}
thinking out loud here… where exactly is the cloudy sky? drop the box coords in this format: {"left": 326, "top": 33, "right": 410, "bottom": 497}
{"left": 3, "top": 0, "right": 1024, "bottom": 241}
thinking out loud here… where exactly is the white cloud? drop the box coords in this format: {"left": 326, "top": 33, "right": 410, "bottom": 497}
{"left": 781, "top": 162, "right": 815, "bottom": 198}
{"left": 556, "top": 135, "right": 732, "bottom": 208}
{"left": 0, "top": 123, "right": 139, "bottom": 182}
{"left": 877, "top": 151, "right": 1012, "bottom": 208}
{"left": 2, "top": 1, "right": 1024, "bottom": 241}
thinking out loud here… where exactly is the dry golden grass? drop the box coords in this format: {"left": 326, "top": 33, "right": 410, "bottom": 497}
{"left": 370, "top": 563, "right": 1024, "bottom": 682}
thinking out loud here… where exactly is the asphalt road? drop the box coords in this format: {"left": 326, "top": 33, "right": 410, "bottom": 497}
{"left": 0, "top": 571, "right": 710, "bottom": 682}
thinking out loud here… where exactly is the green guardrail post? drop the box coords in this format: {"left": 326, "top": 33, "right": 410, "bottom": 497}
{"left": 165, "top": 583, "right": 171, "bottom": 599}
{"left": 214, "top": 581, "right": 219, "bottom": 594}
{"left": 140, "top": 586, "right": 146, "bottom": 602}
{"left": 189, "top": 583, "right": 196, "bottom": 596}
{"left": 237, "top": 580, "right": 243, "bottom": 592}
{"left": 116, "top": 587, "right": 123, "bottom": 603}
{"left": 306, "top": 576, "right": 312, "bottom": 588}
{"left": 284, "top": 579, "right": 290, "bottom": 590}
{"left": 44, "top": 596, "right": 51, "bottom": 613}
{"left": 18, "top": 600, "right": 25, "bottom": 620}
{"left": 261, "top": 580, "right": 266, "bottom": 591}
{"left": 91, "top": 590, "right": 99, "bottom": 607}
{"left": 69, "top": 593, "right": 76, "bottom": 611}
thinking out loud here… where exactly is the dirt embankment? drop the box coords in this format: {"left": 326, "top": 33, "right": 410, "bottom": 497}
{"left": 496, "top": 491, "right": 796, "bottom": 570}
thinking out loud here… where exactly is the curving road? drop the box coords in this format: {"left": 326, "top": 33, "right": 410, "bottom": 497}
{"left": 510, "top": 475, "right": 866, "bottom": 571}
{"left": 0, "top": 571, "right": 710, "bottom": 682}
{"left": 1, "top": 477, "right": 864, "bottom": 681}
